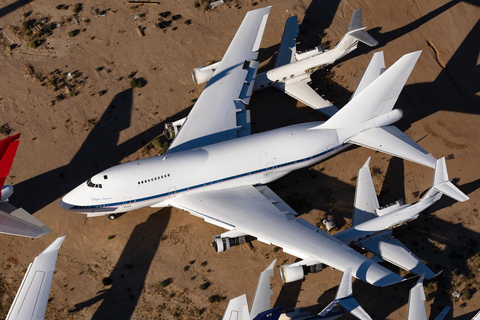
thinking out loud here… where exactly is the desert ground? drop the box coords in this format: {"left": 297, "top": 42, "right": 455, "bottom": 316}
{"left": 0, "top": 0, "right": 479, "bottom": 319}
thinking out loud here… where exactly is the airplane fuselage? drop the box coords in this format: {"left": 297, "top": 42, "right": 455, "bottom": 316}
{"left": 61, "top": 122, "right": 349, "bottom": 216}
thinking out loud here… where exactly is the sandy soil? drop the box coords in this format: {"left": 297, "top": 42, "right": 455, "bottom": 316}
{"left": 0, "top": 0, "right": 479, "bottom": 319}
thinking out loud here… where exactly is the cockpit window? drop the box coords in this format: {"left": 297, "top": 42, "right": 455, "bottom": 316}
{"left": 86, "top": 179, "right": 102, "bottom": 188}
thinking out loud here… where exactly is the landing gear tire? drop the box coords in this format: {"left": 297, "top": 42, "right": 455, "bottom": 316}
{"left": 108, "top": 214, "right": 117, "bottom": 220}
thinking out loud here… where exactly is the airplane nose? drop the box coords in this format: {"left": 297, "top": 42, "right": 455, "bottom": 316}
{"left": 59, "top": 200, "right": 74, "bottom": 211}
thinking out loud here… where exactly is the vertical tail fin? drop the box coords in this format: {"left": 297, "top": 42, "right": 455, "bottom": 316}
{"left": 317, "top": 268, "right": 372, "bottom": 320}
{"left": 320, "top": 51, "right": 421, "bottom": 129}
{"left": 0, "top": 134, "right": 21, "bottom": 189}
{"left": 422, "top": 157, "right": 469, "bottom": 202}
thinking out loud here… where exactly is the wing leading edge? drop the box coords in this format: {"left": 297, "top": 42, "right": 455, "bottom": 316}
{"left": 167, "top": 7, "right": 271, "bottom": 154}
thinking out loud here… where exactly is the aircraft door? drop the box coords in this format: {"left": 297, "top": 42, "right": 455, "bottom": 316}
{"left": 168, "top": 187, "right": 176, "bottom": 198}
{"left": 266, "top": 162, "right": 275, "bottom": 173}
{"left": 123, "top": 197, "right": 131, "bottom": 208}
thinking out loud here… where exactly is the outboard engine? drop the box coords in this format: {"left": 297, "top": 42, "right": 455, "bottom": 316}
{"left": 191, "top": 61, "right": 221, "bottom": 85}
{"left": 0, "top": 185, "right": 14, "bottom": 203}
{"left": 211, "top": 235, "right": 246, "bottom": 253}
{"left": 280, "top": 263, "right": 323, "bottom": 283}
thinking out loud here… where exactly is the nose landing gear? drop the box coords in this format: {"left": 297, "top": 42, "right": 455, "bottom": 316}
{"left": 108, "top": 214, "right": 117, "bottom": 220}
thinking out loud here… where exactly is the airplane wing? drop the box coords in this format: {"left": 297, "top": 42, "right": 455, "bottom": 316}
{"left": 250, "top": 259, "right": 276, "bottom": 319}
{"left": 275, "top": 79, "right": 339, "bottom": 117}
{"left": 167, "top": 7, "right": 271, "bottom": 154}
{"left": 0, "top": 203, "right": 52, "bottom": 238}
{"left": 352, "top": 157, "right": 379, "bottom": 226}
{"left": 273, "top": 15, "right": 299, "bottom": 68}
{"left": 360, "top": 235, "right": 436, "bottom": 279}
{"left": 167, "top": 184, "right": 405, "bottom": 287}
{"left": 350, "top": 51, "right": 385, "bottom": 101}
{"left": 347, "top": 126, "right": 436, "bottom": 169}
{"left": 407, "top": 275, "right": 427, "bottom": 320}
{"left": 6, "top": 236, "right": 65, "bottom": 320}
{"left": 222, "top": 294, "right": 250, "bottom": 320}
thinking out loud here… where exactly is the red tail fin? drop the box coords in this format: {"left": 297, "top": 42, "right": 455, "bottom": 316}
{"left": 0, "top": 133, "right": 21, "bottom": 188}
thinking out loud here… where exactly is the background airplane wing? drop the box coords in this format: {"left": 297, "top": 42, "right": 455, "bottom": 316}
{"left": 222, "top": 294, "right": 250, "bottom": 320}
{"left": 352, "top": 157, "right": 379, "bottom": 226}
{"left": 167, "top": 7, "right": 271, "bottom": 154}
{"left": 0, "top": 203, "right": 52, "bottom": 238}
{"left": 276, "top": 79, "right": 339, "bottom": 117}
{"left": 273, "top": 15, "right": 299, "bottom": 68}
{"left": 168, "top": 185, "right": 404, "bottom": 287}
{"left": 360, "top": 235, "right": 436, "bottom": 279}
{"left": 6, "top": 236, "right": 65, "bottom": 320}
{"left": 407, "top": 275, "right": 427, "bottom": 320}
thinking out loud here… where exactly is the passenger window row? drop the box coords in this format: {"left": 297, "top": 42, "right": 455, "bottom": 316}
{"left": 138, "top": 174, "right": 170, "bottom": 185}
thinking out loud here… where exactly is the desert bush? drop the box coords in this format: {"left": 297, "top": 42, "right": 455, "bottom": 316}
{"left": 199, "top": 282, "right": 210, "bottom": 290}
{"left": 28, "top": 40, "right": 39, "bottom": 49}
{"left": 67, "top": 31, "right": 75, "bottom": 37}
{"left": 6, "top": 45, "right": 11, "bottom": 51}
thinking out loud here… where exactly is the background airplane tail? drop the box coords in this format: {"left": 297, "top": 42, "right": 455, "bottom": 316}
{"left": 331, "top": 8, "right": 378, "bottom": 57}
{"left": 0, "top": 134, "right": 21, "bottom": 192}
{"left": 421, "top": 157, "right": 469, "bottom": 202}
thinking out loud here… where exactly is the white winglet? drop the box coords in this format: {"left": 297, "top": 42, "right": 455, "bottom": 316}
{"left": 6, "top": 236, "right": 65, "bottom": 320}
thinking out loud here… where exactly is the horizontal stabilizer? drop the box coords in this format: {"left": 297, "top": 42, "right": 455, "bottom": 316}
{"left": 6, "top": 236, "right": 65, "bottom": 320}
{"left": 348, "top": 29, "right": 378, "bottom": 47}
{"left": 322, "top": 51, "right": 421, "bottom": 129}
{"left": 430, "top": 157, "right": 469, "bottom": 202}
{"left": 353, "top": 157, "right": 379, "bottom": 226}
{"left": 361, "top": 236, "right": 436, "bottom": 279}
{"left": 347, "top": 126, "right": 436, "bottom": 168}
{"left": 274, "top": 15, "right": 299, "bottom": 68}
{"left": 222, "top": 294, "right": 250, "bottom": 320}
{"left": 407, "top": 275, "right": 427, "bottom": 320}
{"left": 250, "top": 260, "right": 276, "bottom": 319}
{"left": 0, "top": 203, "right": 52, "bottom": 238}
{"left": 279, "top": 80, "right": 339, "bottom": 117}
{"left": 350, "top": 52, "right": 385, "bottom": 101}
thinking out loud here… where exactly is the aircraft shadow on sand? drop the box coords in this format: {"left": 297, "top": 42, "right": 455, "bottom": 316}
{"left": 10, "top": 88, "right": 192, "bottom": 214}
{"left": 71, "top": 209, "right": 170, "bottom": 320}
{"left": 0, "top": 0, "right": 34, "bottom": 20}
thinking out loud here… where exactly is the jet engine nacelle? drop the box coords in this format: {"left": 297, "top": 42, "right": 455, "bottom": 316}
{"left": 211, "top": 235, "right": 246, "bottom": 253}
{"left": 0, "top": 185, "right": 13, "bottom": 203}
{"left": 280, "top": 263, "right": 323, "bottom": 283}
{"left": 192, "top": 61, "right": 221, "bottom": 85}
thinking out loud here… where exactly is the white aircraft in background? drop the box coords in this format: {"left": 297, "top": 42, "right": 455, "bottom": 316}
{"left": 190, "top": 8, "right": 378, "bottom": 119}
{"left": 0, "top": 134, "right": 51, "bottom": 238}
{"left": 61, "top": 7, "right": 465, "bottom": 287}
{"left": 223, "top": 260, "right": 371, "bottom": 320}
{"left": 324, "top": 157, "right": 469, "bottom": 282}
{"left": 6, "top": 236, "right": 65, "bottom": 320}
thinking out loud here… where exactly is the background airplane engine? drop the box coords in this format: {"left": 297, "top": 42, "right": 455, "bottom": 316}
{"left": 280, "top": 264, "right": 305, "bottom": 283}
{"left": 211, "top": 235, "right": 246, "bottom": 253}
{"left": 0, "top": 185, "right": 13, "bottom": 203}
{"left": 191, "top": 61, "right": 221, "bottom": 85}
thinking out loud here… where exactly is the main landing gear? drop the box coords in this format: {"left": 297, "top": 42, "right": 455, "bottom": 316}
{"left": 108, "top": 214, "right": 117, "bottom": 220}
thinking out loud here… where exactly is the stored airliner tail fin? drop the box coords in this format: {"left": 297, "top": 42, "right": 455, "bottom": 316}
{"left": 352, "top": 157, "right": 379, "bottom": 226}
{"left": 222, "top": 294, "right": 250, "bottom": 320}
{"left": 0, "top": 134, "right": 20, "bottom": 190}
{"left": 422, "top": 157, "right": 469, "bottom": 202}
{"left": 6, "top": 236, "right": 65, "bottom": 320}
{"left": 317, "top": 268, "right": 372, "bottom": 320}
{"left": 250, "top": 259, "right": 276, "bottom": 319}
{"left": 321, "top": 51, "right": 421, "bottom": 129}
{"left": 350, "top": 52, "right": 385, "bottom": 101}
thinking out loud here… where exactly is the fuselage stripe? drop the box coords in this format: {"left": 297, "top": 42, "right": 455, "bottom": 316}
{"left": 72, "top": 144, "right": 345, "bottom": 210}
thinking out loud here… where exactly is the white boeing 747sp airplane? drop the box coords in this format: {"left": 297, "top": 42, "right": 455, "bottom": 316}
{"left": 61, "top": 7, "right": 457, "bottom": 287}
